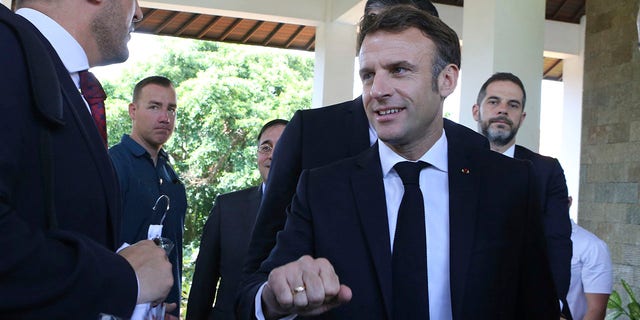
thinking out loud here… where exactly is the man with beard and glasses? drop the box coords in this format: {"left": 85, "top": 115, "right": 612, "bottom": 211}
{"left": 0, "top": 0, "right": 173, "bottom": 318}
{"left": 472, "top": 72, "right": 573, "bottom": 319}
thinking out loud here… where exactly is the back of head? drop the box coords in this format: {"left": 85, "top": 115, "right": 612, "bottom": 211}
{"left": 475, "top": 72, "right": 527, "bottom": 108}
{"left": 364, "top": 0, "right": 439, "bottom": 17}
{"left": 357, "top": 4, "right": 460, "bottom": 74}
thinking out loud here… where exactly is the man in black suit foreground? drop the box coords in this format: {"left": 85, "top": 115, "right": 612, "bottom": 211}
{"left": 187, "top": 119, "right": 288, "bottom": 320}
{"left": 472, "top": 72, "right": 572, "bottom": 317}
{"left": 0, "top": 0, "right": 172, "bottom": 318}
{"left": 237, "top": 5, "right": 558, "bottom": 319}
{"left": 241, "top": 0, "right": 490, "bottom": 282}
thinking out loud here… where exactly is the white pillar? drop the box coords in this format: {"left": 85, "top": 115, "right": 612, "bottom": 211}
{"left": 560, "top": 16, "right": 585, "bottom": 221}
{"left": 561, "top": 55, "right": 583, "bottom": 220}
{"left": 459, "top": 0, "right": 546, "bottom": 152}
{"left": 312, "top": 21, "right": 357, "bottom": 108}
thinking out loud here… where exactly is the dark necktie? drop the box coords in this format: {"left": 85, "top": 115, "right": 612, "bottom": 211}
{"left": 393, "top": 161, "right": 430, "bottom": 319}
{"left": 79, "top": 70, "right": 107, "bottom": 147}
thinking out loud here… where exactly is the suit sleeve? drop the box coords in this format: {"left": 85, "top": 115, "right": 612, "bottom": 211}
{"left": 236, "top": 170, "right": 316, "bottom": 320}
{"left": 543, "top": 159, "right": 572, "bottom": 300}
{"left": 186, "top": 198, "right": 223, "bottom": 320}
{"left": 518, "top": 162, "right": 562, "bottom": 318}
{"left": 242, "top": 110, "right": 305, "bottom": 276}
{"left": 0, "top": 18, "right": 137, "bottom": 318}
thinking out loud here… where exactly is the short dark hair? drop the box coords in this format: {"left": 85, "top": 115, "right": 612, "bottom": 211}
{"left": 357, "top": 5, "right": 460, "bottom": 88}
{"left": 475, "top": 72, "right": 527, "bottom": 109}
{"left": 132, "top": 76, "right": 174, "bottom": 102}
{"left": 364, "top": 0, "right": 439, "bottom": 17}
{"left": 258, "top": 119, "right": 289, "bottom": 141}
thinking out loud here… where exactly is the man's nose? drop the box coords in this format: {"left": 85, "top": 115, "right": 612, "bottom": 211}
{"left": 158, "top": 110, "right": 171, "bottom": 123}
{"left": 369, "top": 75, "right": 392, "bottom": 100}
{"left": 496, "top": 101, "right": 509, "bottom": 115}
{"left": 133, "top": 1, "right": 143, "bottom": 23}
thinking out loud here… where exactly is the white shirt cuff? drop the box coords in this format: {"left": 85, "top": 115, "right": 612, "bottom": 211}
{"left": 116, "top": 242, "right": 141, "bottom": 301}
{"left": 255, "top": 282, "right": 297, "bottom": 320}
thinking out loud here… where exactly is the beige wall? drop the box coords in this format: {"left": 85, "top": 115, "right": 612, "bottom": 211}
{"left": 581, "top": 0, "right": 640, "bottom": 295}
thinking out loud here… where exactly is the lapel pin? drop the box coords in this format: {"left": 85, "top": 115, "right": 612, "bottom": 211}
{"left": 461, "top": 168, "right": 470, "bottom": 174}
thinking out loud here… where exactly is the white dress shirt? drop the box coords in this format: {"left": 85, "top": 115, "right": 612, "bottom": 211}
{"left": 502, "top": 144, "right": 516, "bottom": 158}
{"left": 369, "top": 124, "right": 378, "bottom": 146}
{"left": 378, "top": 132, "right": 452, "bottom": 320}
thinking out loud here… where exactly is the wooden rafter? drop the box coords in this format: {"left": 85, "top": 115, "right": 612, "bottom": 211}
{"left": 196, "top": 16, "right": 222, "bottom": 39}
{"left": 175, "top": 14, "right": 201, "bottom": 36}
{"left": 220, "top": 18, "right": 243, "bottom": 41}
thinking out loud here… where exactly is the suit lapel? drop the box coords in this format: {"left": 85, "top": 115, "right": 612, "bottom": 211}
{"left": 7, "top": 12, "right": 64, "bottom": 126}
{"left": 249, "top": 186, "right": 262, "bottom": 223}
{"left": 347, "top": 96, "right": 371, "bottom": 156}
{"left": 55, "top": 61, "right": 121, "bottom": 248}
{"left": 350, "top": 144, "right": 393, "bottom": 319}
{"left": 514, "top": 145, "right": 524, "bottom": 159}
{"left": 28, "top": 22, "right": 120, "bottom": 248}
{"left": 445, "top": 128, "right": 481, "bottom": 318}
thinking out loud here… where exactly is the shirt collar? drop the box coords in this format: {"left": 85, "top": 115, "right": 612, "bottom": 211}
{"left": 378, "top": 129, "right": 449, "bottom": 177}
{"left": 16, "top": 8, "right": 90, "bottom": 87}
{"left": 502, "top": 144, "right": 516, "bottom": 158}
{"left": 120, "top": 134, "right": 168, "bottom": 160}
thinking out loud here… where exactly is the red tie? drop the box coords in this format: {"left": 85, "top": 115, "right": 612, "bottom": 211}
{"left": 79, "top": 70, "right": 108, "bottom": 147}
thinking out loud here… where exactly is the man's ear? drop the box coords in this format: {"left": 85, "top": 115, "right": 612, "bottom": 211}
{"left": 438, "top": 64, "right": 459, "bottom": 98}
{"left": 472, "top": 104, "right": 481, "bottom": 122}
{"left": 520, "top": 111, "right": 527, "bottom": 124}
{"left": 128, "top": 103, "right": 136, "bottom": 120}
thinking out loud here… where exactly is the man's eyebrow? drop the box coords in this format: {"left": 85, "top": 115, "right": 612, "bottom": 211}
{"left": 386, "top": 60, "right": 413, "bottom": 69}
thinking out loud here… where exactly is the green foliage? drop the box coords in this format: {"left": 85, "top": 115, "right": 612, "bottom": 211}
{"left": 181, "top": 240, "right": 200, "bottom": 312}
{"left": 607, "top": 279, "right": 640, "bottom": 320}
{"left": 105, "top": 38, "right": 312, "bottom": 241}
{"left": 103, "top": 37, "right": 314, "bottom": 315}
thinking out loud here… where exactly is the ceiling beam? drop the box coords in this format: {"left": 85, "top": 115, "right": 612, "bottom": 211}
{"left": 175, "top": 13, "right": 201, "bottom": 36}
{"left": 241, "top": 21, "right": 265, "bottom": 44}
{"left": 196, "top": 16, "right": 222, "bottom": 39}
{"left": 220, "top": 18, "right": 243, "bottom": 41}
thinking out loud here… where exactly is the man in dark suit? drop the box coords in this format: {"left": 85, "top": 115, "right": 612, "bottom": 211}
{"left": 187, "top": 119, "right": 288, "bottom": 320}
{"left": 237, "top": 6, "right": 558, "bottom": 319}
{"left": 472, "top": 72, "right": 572, "bottom": 317}
{"left": 241, "top": 0, "right": 491, "bottom": 280}
{"left": 0, "top": 1, "right": 172, "bottom": 318}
